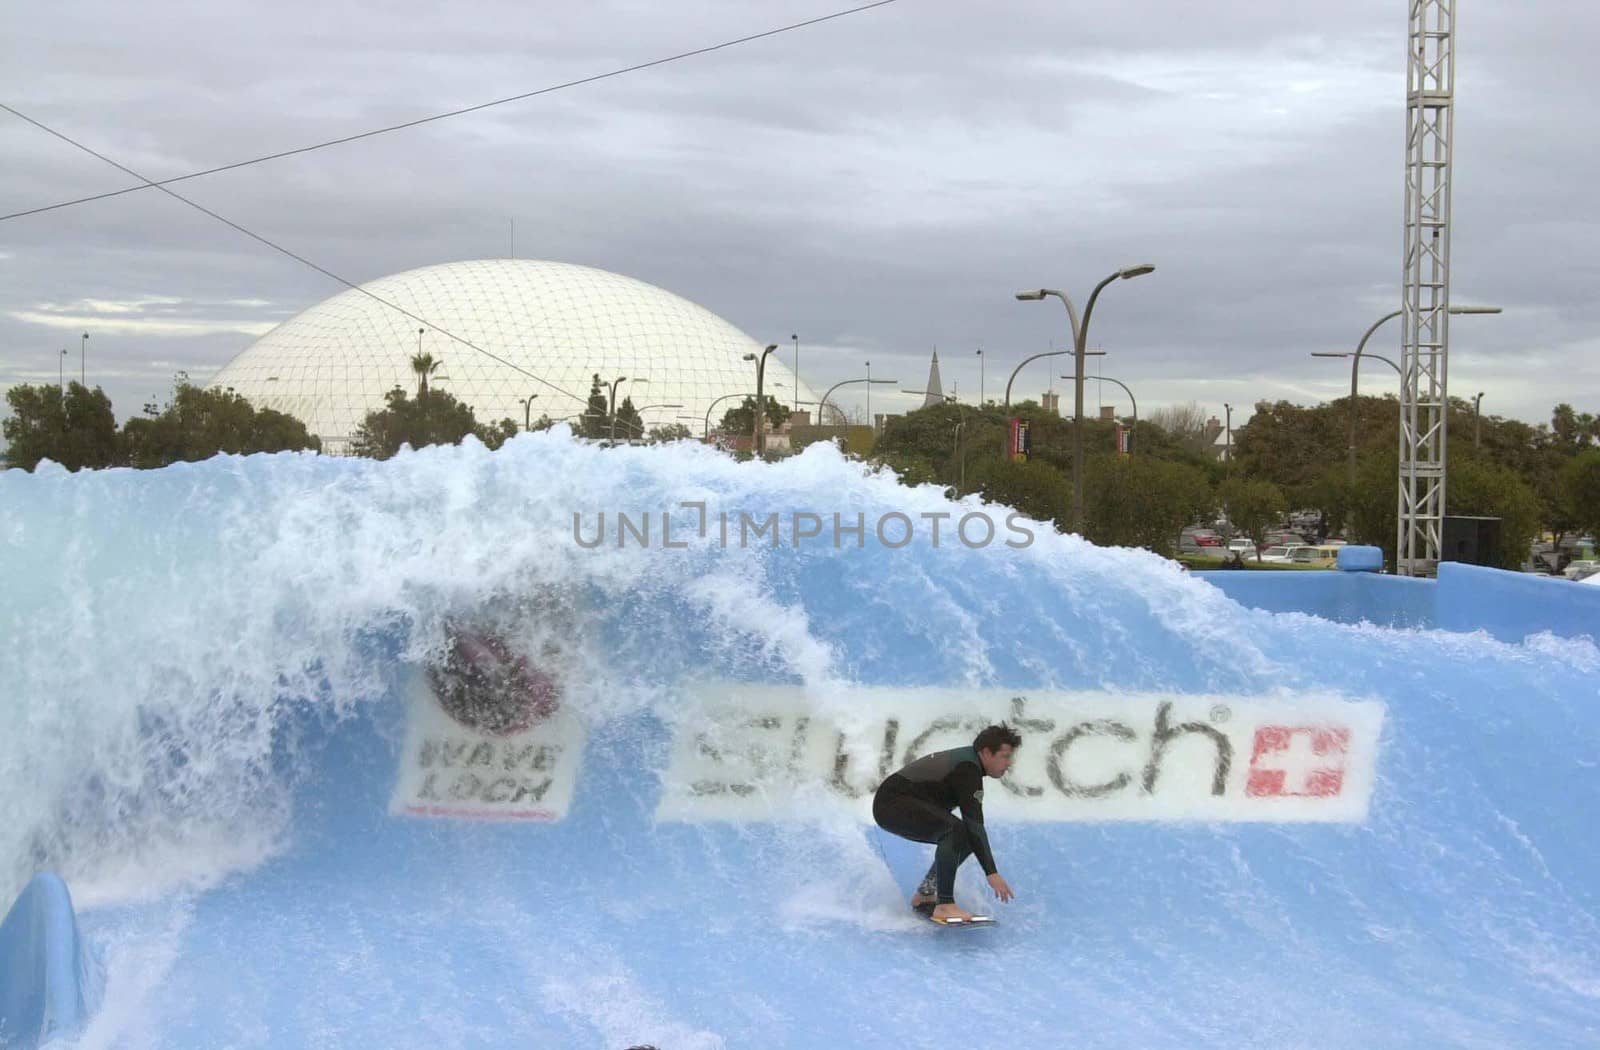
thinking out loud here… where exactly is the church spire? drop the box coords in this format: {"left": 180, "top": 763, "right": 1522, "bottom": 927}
{"left": 922, "top": 348, "right": 944, "bottom": 408}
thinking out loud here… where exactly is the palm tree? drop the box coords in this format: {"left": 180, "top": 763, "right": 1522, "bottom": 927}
{"left": 411, "top": 353, "right": 441, "bottom": 397}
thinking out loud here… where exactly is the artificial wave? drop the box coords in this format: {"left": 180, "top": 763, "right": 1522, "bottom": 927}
{"left": 2, "top": 429, "right": 1598, "bottom": 1048}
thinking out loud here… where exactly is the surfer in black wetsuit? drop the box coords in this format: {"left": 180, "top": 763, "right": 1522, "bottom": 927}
{"left": 872, "top": 724, "right": 1021, "bottom": 923}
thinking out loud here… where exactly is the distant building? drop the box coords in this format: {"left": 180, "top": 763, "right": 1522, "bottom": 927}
{"left": 1207, "top": 415, "right": 1234, "bottom": 461}
{"left": 209, "top": 259, "right": 821, "bottom": 454}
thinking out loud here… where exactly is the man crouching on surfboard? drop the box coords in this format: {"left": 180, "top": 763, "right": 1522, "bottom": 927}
{"left": 872, "top": 724, "right": 1020, "bottom": 923}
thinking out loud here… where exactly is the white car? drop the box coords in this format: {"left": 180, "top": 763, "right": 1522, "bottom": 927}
{"left": 1259, "top": 544, "right": 1316, "bottom": 564}
{"left": 1226, "top": 538, "right": 1258, "bottom": 558}
{"left": 1564, "top": 560, "right": 1600, "bottom": 582}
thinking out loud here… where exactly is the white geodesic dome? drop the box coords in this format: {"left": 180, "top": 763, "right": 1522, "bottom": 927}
{"left": 209, "top": 259, "right": 817, "bottom": 452}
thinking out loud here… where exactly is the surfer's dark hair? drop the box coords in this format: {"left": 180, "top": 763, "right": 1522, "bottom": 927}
{"left": 974, "top": 723, "right": 1021, "bottom": 753}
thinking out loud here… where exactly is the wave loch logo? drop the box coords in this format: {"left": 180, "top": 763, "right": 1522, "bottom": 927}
{"left": 391, "top": 621, "right": 585, "bottom": 822}
{"left": 427, "top": 625, "right": 561, "bottom": 736}
{"left": 657, "top": 685, "right": 1385, "bottom": 824}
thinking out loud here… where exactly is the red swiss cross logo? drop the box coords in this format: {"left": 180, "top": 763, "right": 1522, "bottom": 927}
{"left": 1246, "top": 726, "right": 1351, "bottom": 798}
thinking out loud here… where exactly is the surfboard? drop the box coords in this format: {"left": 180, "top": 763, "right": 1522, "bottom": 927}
{"left": 913, "top": 902, "right": 996, "bottom": 928}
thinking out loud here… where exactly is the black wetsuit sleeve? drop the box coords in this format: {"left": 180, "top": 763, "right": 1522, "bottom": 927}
{"left": 951, "top": 764, "right": 998, "bottom": 876}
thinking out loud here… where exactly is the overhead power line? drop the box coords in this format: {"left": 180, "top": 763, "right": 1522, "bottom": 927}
{"left": 0, "top": 100, "right": 592, "bottom": 407}
{"left": 0, "top": 0, "right": 900, "bottom": 224}
{"left": 0, "top": 1, "right": 901, "bottom": 409}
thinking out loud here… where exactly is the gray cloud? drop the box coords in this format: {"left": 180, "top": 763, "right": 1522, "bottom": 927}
{"left": 3, "top": 0, "right": 1598, "bottom": 433}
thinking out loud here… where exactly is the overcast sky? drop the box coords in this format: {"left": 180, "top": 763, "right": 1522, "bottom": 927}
{"left": 3, "top": 0, "right": 1597, "bottom": 432}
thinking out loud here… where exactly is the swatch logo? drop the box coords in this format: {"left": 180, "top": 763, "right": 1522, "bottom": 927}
{"left": 657, "top": 686, "right": 1385, "bottom": 824}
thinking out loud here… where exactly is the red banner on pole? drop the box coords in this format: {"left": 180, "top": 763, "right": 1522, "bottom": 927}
{"left": 1009, "top": 418, "right": 1030, "bottom": 461}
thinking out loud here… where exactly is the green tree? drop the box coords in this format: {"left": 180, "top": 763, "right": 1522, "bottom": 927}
{"left": 1454, "top": 411, "right": 1576, "bottom": 545}
{"left": 1233, "top": 398, "right": 1340, "bottom": 492}
{"left": 1349, "top": 451, "right": 1541, "bottom": 570}
{"left": 120, "top": 382, "right": 319, "bottom": 468}
{"left": 873, "top": 401, "right": 1138, "bottom": 491}
{"left": 411, "top": 352, "right": 441, "bottom": 397}
{"left": 969, "top": 457, "right": 1071, "bottom": 528}
{"left": 1551, "top": 403, "right": 1599, "bottom": 453}
{"left": 1299, "top": 465, "right": 1352, "bottom": 541}
{"left": 1447, "top": 459, "right": 1542, "bottom": 570}
{"left": 1118, "top": 418, "right": 1219, "bottom": 474}
{"left": 349, "top": 385, "right": 503, "bottom": 459}
{"left": 2, "top": 382, "right": 119, "bottom": 471}
{"left": 1559, "top": 450, "right": 1600, "bottom": 539}
{"left": 611, "top": 396, "right": 644, "bottom": 442}
{"left": 1218, "top": 476, "right": 1287, "bottom": 559}
{"left": 1348, "top": 447, "right": 1399, "bottom": 564}
{"left": 875, "top": 402, "right": 1005, "bottom": 490}
{"left": 875, "top": 450, "right": 942, "bottom": 489}
{"left": 1145, "top": 401, "right": 1216, "bottom": 459}
{"left": 579, "top": 375, "right": 610, "bottom": 440}
{"left": 1233, "top": 396, "right": 1396, "bottom": 527}
{"left": 477, "top": 417, "right": 520, "bottom": 451}
{"left": 646, "top": 422, "right": 693, "bottom": 443}
{"left": 1084, "top": 454, "right": 1212, "bottom": 556}
{"left": 718, "top": 394, "right": 789, "bottom": 438}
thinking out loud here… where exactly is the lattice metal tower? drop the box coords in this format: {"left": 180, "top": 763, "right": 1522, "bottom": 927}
{"left": 1397, "top": 1, "right": 1456, "bottom": 576}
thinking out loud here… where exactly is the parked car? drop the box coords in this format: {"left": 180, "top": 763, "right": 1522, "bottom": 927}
{"left": 1259, "top": 544, "right": 1317, "bottom": 564}
{"left": 1226, "top": 538, "right": 1258, "bottom": 558}
{"left": 1563, "top": 560, "right": 1600, "bottom": 582}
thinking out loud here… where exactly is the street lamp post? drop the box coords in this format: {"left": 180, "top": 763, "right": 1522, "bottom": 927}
{"left": 865, "top": 361, "right": 873, "bottom": 429}
{"left": 1313, "top": 351, "right": 1401, "bottom": 377}
{"left": 521, "top": 393, "right": 540, "bottom": 431}
{"left": 80, "top": 332, "right": 87, "bottom": 387}
{"left": 817, "top": 377, "right": 897, "bottom": 425}
{"left": 954, "top": 419, "right": 966, "bottom": 491}
{"left": 976, "top": 348, "right": 984, "bottom": 406}
{"left": 703, "top": 392, "right": 747, "bottom": 439}
{"left": 608, "top": 376, "right": 646, "bottom": 443}
{"left": 1223, "top": 403, "right": 1233, "bottom": 468}
{"left": 742, "top": 344, "right": 779, "bottom": 454}
{"left": 700, "top": 385, "right": 783, "bottom": 440}
{"left": 1015, "top": 263, "right": 1154, "bottom": 533}
{"left": 59, "top": 348, "right": 67, "bottom": 392}
{"left": 616, "top": 403, "right": 685, "bottom": 440}
{"left": 1002, "top": 347, "right": 1069, "bottom": 409}
{"left": 791, "top": 334, "right": 800, "bottom": 415}
{"left": 1002, "top": 347, "right": 1106, "bottom": 408}
{"left": 1063, "top": 373, "right": 1137, "bottom": 453}
{"left": 1326, "top": 305, "right": 1501, "bottom": 490}
{"left": 1473, "top": 391, "right": 1486, "bottom": 450}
